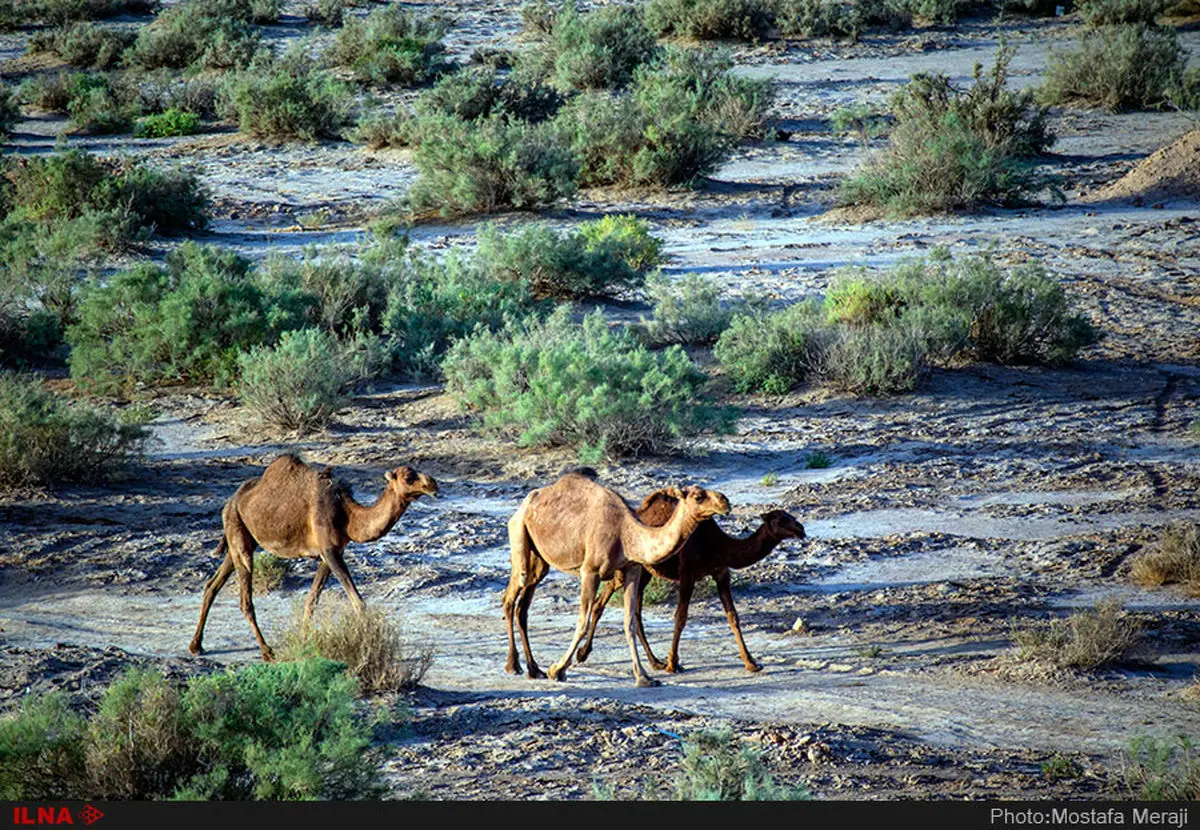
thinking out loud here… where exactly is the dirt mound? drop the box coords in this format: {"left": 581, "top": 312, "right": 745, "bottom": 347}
{"left": 1088, "top": 129, "right": 1200, "bottom": 205}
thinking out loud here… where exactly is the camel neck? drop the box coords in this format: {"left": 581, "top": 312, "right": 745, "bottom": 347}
{"left": 626, "top": 500, "right": 701, "bottom": 565}
{"left": 724, "top": 523, "right": 784, "bottom": 570}
{"left": 344, "top": 487, "right": 410, "bottom": 543}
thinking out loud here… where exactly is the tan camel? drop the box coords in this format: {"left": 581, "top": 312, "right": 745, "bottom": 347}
{"left": 502, "top": 469, "right": 731, "bottom": 687}
{"left": 575, "top": 489, "right": 805, "bottom": 673}
{"left": 188, "top": 453, "right": 438, "bottom": 660}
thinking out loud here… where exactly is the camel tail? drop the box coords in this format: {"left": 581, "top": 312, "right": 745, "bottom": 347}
{"left": 212, "top": 535, "right": 228, "bottom": 559}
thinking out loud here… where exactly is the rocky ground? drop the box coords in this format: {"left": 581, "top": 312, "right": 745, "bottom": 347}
{"left": 2, "top": 0, "right": 1200, "bottom": 802}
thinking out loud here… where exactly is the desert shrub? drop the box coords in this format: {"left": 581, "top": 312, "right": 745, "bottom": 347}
{"left": 673, "top": 730, "right": 810, "bottom": 800}
{"left": 256, "top": 245, "right": 395, "bottom": 337}
{"left": 0, "top": 693, "right": 87, "bottom": 799}
{"left": 903, "top": 0, "right": 960, "bottom": 21}
{"left": 67, "top": 243, "right": 269, "bottom": 393}
{"left": 473, "top": 216, "right": 661, "bottom": 300}
{"left": 821, "top": 321, "right": 926, "bottom": 395}
{"left": 237, "top": 328, "right": 357, "bottom": 434}
{"left": 1131, "top": 524, "right": 1200, "bottom": 594}
{"left": 641, "top": 274, "right": 735, "bottom": 346}
{"left": 842, "top": 45, "right": 1055, "bottom": 214}
{"left": 443, "top": 307, "right": 734, "bottom": 459}
{"left": 1123, "top": 736, "right": 1200, "bottom": 800}
{"left": 1040, "top": 24, "right": 1186, "bottom": 112}
{"left": 644, "top": 0, "right": 775, "bottom": 40}
{"left": 305, "top": 0, "right": 345, "bottom": 25}
{"left": 830, "top": 102, "right": 891, "bottom": 144}
{"left": 19, "top": 71, "right": 86, "bottom": 113}
{"left": 0, "top": 372, "right": 148, "bottom": 490}
{"left": 253, "top": 552, "right": 288, "bottom": 594}
{"left": 775, "top": 0, "right": 911, "bottom": 39}
{"left": 405, "top": 113, "right": 578, "bottom": 216}
{"left": 325, "top": 5, "right": 450, "bottom": 86}
{"left": 528, "top": 1, "right": 660, "bottom": 91}
{"left": 1077, "top": 0, "right": 1171, "bottom": 24}
{"left": 133, "top": 73, "right": 221, "bottom": 119}
{"left": 0, "top": 293, "right": 65, "bottom": 367}
{"left": 220, "top": 59, "right": 354, "bottom": 141}
{"left": 130, "top": 0, "right": 260, "bottom": 71}
{"left": 64, "top": 74, "right": 136, "bottom": 134}
{"left": 0, "top": 81, "right": 17, "bottom": 138}
{"left": 1012, "top": 599, "right": 1140, "bottom": 670}
{"left": 348, "top": 108, "right": 416, "bottom": 149}
{"left": 135, "top": 108, "right": 202, "bottom": 138}
{"left": 408, "top": 66, "right": 564, "bottom": 128}
{"left": 279, "top": 604, "right": 434, "bottom": 694}
{"left": 715, "top": 300, "right": 828, "bottom": 394}
{"left": 30, "top": 22, "right": 135, "bottom": 69}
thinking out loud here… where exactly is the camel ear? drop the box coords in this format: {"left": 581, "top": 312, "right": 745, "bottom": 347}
{"left": 385, "top": 470, "right": 395, "bottom": 482}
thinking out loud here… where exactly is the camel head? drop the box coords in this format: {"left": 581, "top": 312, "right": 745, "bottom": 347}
{"left": 760, "top": 509, "right": 806, "bottom": 541}
{"left": 386, "top": 466, "right": 439, "bottom": 500}
{"left": 680, "top": 484, "right": 730, "bottom": 521}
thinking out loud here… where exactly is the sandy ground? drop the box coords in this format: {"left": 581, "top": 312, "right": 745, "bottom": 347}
{"left": 1, "top": 0, "right": 1199, "bottom": 801}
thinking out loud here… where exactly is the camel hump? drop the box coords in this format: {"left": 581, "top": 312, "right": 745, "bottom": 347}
{"left": 562, "top": 466, "right": 599, "bottom": 480}
{"left": 637, "top": 488, "right": 679, "bottom": 526}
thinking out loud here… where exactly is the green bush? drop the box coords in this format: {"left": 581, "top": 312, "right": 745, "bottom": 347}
{"left": 279, "top": 605, "right": 433, "bottom": 694}
{"left": 134, "top": 73, "right": 221, "bottom": 118}
{"left": 305, "top": 0, "right": 345, "bottom": 25}
{"left": 673, "top": 730, "right": 810, "bottom": 800}
{"left": 415, "top": 65, "right": 565, "bottom": 126}
{"left": 135, "top": 108, "right": 202, "bottom": 138}
{"left": 715, "top": 300, "right": 828, "bottom": 394}
{"left": 405, "top": 113, "right": 578, "bottom": 216}
{"left": 1040, "top": 23, "right": 1186, "bottom": 112}
{"left": 775, "top": 0, "right": 911, "bottom": 40}
{"left": 19, "top": 71, "right": 84, "bottom": 113}
{"left": 67, "top": 243, "right": 269, "bottom": 393}
{"left": 30, "top": 22, "right": 135, "bottom": 69}
{"left": 443, "top": 307, "right": 734, "bottom": 459}
{"left": 256, "top": 244, "right": 395, "bottom": 337}
{"left": 644, "top": 0, "right": 775, "bottom": 41}
{"left": 903, "top": 0, "right": 960, "bottom": 22}
{"left": 641, "top": 273, "right": 744, "bottom": 346}
{"left": 129, "top": 0, "right": 260, "bottom": 70}
{"left": 0, "top": 81, "right": 17, "bottom": 138}
{"left": 348, "top": 108, "right": 416, "bottom": 149}
{"left": 237, "top": 328, "right": 357, "bottom": 434}
{"left": 474, "top": 216, "right": 661, "bottom": 300}
{"left": 325, "top": 5, "right": 450, "bottom": 86}
{"left": 220, "top": 59, "right": 354, "bottom": 141}
{"left": 821, "top": 321, "right": 926, "bottom": 395}
{"left": 64, "top": 74, "right": 135, "bottom": 134}
{"left": 1123, "top": 736, "right": 1200, "bottom": 800}
{"left": 0, "top": 692, "right": 87, "bottom": 799}
{"left": 841, "top": 45, "right": 1055, "bottom": 214}
{"left": 1077, "top": 0, "right": 1171, "bottom": 24}
{"left": 529, "top": 1, "right": 660, "bottom": 91}
{"left": 0, "top": 372, "right": 149, "bottom": 490}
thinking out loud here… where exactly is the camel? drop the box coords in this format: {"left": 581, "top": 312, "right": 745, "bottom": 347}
{"left": 502, "top": 469, "right": 731, "bottom": 687}
{"left": 188, "top": 453, "right": 438, "bottom": 660}
{"left": 575, "top": 489, "right": 805, "bottom": 674}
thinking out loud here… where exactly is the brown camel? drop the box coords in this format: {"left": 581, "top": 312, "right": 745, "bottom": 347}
{"left": 502, "top": 470, "right": 731, "bottom": 687}
{"left": 575, "top": 489, "right": 805, "bottom": 674}
{"left": 188, "top": 454, "right": 438, "bottom": 660}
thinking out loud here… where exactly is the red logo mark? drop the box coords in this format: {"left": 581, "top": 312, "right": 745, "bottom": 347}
{"left": 77, "top": 807, "right": 102, "bottom": 827}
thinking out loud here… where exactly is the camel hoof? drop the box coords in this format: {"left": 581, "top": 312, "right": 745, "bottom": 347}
{"left": 665, "top": 662, "right": 684, "bottom": 674}
{"left": 575, "top": 648, "right": 591, "bottom": 664}
{"left": 547, "top": 666, "right": 566, "bottom": 682}
{"left": 188, "top": 642, "right": 203, "bottom": 656}
{"left": 505, "top": 660, "right": 521, "bottom": 675}
{"left": 261, "top": 648, "right": 276, "bottom": 662}
{"left": 746, "top": 662, "right": 762, "bottom": 673}
{"left": 635, "top": 676, "right": 661, "bottom": 688}
{"left": 528, "top": 667, "right": 547, "bottom": 680}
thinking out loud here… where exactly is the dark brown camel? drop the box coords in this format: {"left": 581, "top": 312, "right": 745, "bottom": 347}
{"left": 575, "top": 489, "right": 805, "bottom": 673}
{"left": 502, "top": 470, "right": 731, "bottom": 687}
{"left": 188, "top": 453, "right": 438, "bottom": 660}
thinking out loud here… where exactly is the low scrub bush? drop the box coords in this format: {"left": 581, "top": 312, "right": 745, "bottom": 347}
{"left": 325, "top": 5, "right": 451, "bottom": 86}
{"left": 67, "top": 243, "right": 268, "bottom": 393}
{"left": 30, "top": 22, "right": 135, "bottom": 69}
{"left": 528, "top": 2, "right": 660, "bottom": 92}
{"left": 673, "top": 730, "right": 810, "bottom": 800}
{"left": 641, "top": 273, "right": 764, "bottom": 346}
{"left": 0, "top": 81, "right": 17, "bottom": 138}
{"left": 305, "top": 0, "right": 345, "bottom": 25}
{"left": 220, "top": 58, "right": 354, "bottom": 141}
{"left": 714, "top": 300, "right": 828, "bottom": 394}
{"left": 1012, "top": 599, "right": 1140, "bottom": 670}
{"left": 1122, "top": 735, "right": 1200, "bottom": 800}
{"left": 129, "top": 0, "right": 260, "bottom": 71}
{"left": 1040, "top": 23, "right": 1187, "bottom": 112}
{"left": 252, "top": 552, "right": 288, "bottom": 594}
{"left": 1131, "top": 524, "right": 1200, "bottom": 595}
{"left": 473, "top": 216, "right": 661, "bottom": 300}
{"left": 348, "top": 108, "right": 416, "bottom": 149}
{"left": 841, "top": 45, "right": 1055, "bottom": 214}
{"left": 405, "top": 113, "right": 578, "bottom": 216}
{"left": 0, "top": 692, "right": 86, "bottom": 799}
{"left": 821, "top": 322, "right": 926, "bottom": 395}
{"left": 135, "top": 108, "right": 202, "bottom": 138}
{"left": 237, "top": 328, "right": 357, "bottom": 434}
{"left": 133, "top": 73, "right": 221, "bottom": 119}
{"left": 279, "top": 604, "right": 434, "bottom": 694}
{"left": 775, "top": 0, "right": 911, "bottom": 40}
{"left": 19, "top": 71, "right": 89, "bottom": 114}
{"left": 416, "top": 65, "right": 565, "bottom": 125}
{"left": 0, "top": 371, "right": 148, "bottom": 490}
{"left": 443, "top": 307, "right": 735, "bottom": 459}
{"left": 1077, "top": 0, "right": 1171, "bottom": 24}
{"left": 63, "top": 73, "right": 135, "bottom": 134}
{"left": 903, "top": 0, "right": 961, "bottom": 22}
{"left": 644, "top": 0, "right": 775, "bottom": 41}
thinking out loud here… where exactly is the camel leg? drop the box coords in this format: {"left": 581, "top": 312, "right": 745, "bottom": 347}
{"left": 303, "top": 560, "right": 331, "bottom": 621}
{"left": 188, "top": 540, "right": 235, "bottom": 656}
{"left": 227, "top": 533, "right": 273, "bottom": 661}
{"left": 515, "top": 559, "right": 548, "bottom": 680}
{"left": 502, "top": 572, "right": 524, "bottom": 676}
{"left": 575, "top": 575, "right": 620, "bottom": 664}
{"left": 633, "top": 571, "right": 667, "bottom": 671}
{"left": 623, "top": 566, "right": 659, "bottom": 688}
{"left": 321, "top": 548, "right": 366, "bottom": 615}
{"left": 716, "top": 570, "right": 760, "bottom": 672}
{"left": 664, "top": 568, "right": 696, "bottom": 674}
{"left": 547, "top": 569, "right": 601, "bottom": 683}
